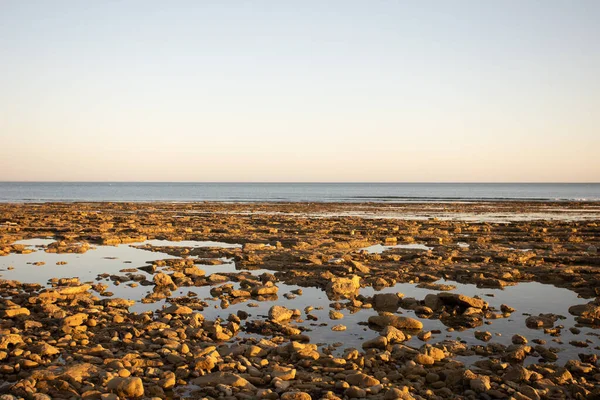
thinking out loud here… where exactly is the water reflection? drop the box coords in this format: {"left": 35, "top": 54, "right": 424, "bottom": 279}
{"left": 1, "top": 238, "right": 597, "bottom": 365}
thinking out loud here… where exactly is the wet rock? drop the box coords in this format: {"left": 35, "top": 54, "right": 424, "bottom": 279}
{"left": 501, "top": 304, "right": 515, "bottom": 313}
{"left": 32, "top": 342, "right": 60, "bottom": 356}
{"left": 512, "top": 334, "right": 528, "bottom": 344}
{"left": 269, "top": 305, "right": 294, "bottom": 323}
{"left": 368, "top": 312, "right": 423, "bottom": 330}
{"left": 271, "top": 365, "right": 296, "bottom": 381}
{"left": 475, "top": 330, "right": 492, "bottom": 342}
{"left": 63, "top": 313, "right": 88, "bottom": 327}
{"left": 373, "top": 293, "right": 403, "bottom": 311}
{"left": 470, "top": 375, "right": 491, "bottom": 392}
{"left": 362, "top": 336, "right": 387, "bottom": 349}
{"left": 416, "top": 282, "right": 456, "bottom": 291}
{"left": 326, "top": 275, "right": 361, "bottom": 298}
{"left": 345, "top": 372, "right": 380, "bottom": 387}
{"left": 569, "top": 302, "right": 600, "bottom": 324}
{"left": 525, "top": 314, "right": 556, "bottom": 329}
{"left": 381, "top": 326, "right": 406, "bottom": 343}
{"left": 424, "top": 294, "right": 444, "bottom": 310}
{"left": 193, "top": 372, "right": 256, "bottom": 390}
{"left": 350, "top": 260, "right": 370, "bottom": 274}
{"left": 0, "top": 307, "right": 30, "bottom": 318}
{"left": 281, "top": 392, "right": 312, "bottom": 400}
{"left": 0, "top": 334, "right": 24, "bottom": 349}
{"left": 163, "top": 304, "right": 193, "bottom": 314}
{"left": 345, "top": 386, "right": 366, "bottom": 398}
{"left": 251, "top": 283, "right": 279, "bottom": 296}
{"left": 107, "top": 377, "right": 145, "bottom": 398}
{"left": 503, "top": 365, "right": 532, "bottom": 383}
{"left": 438, "top": 292, "right": 488, "bottom": 309}
{"left": 153, "top": 272, "right": 176, "bottom": 289}
{"left": 414, "top": 354, "right": 435, "bottom": 365}
{"left": 56, "top": 284, "right": 91, "bottom": 295}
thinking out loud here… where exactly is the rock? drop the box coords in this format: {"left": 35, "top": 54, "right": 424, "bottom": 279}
{"left": 183, "top": 266, "right": 205, "bottom": 276}
{"left": 243, "top": 243, "right": 269, "bottom": 251}
{"left": 368, "top": 312, "right": 423, "bottom": 330}
{"left": 162, "top": 372, "right": 176, "bottom": 389}
{"left": 384, "top": 388, "right": 412, "bottom": 400}
{"left": 501, "top": 304, "right": 516, "bottom": 313}
{"left": 381, "top": 326, "right": 406, "bottom": 343}
{"left": 414, "top": 354, "right": 435, "bottom": 365}
{"left": 329, "top": 310, "right": 344, "bottom": 320}
{"left": 373, "top": 293, "right": 402, "bottom": 311}
{"left": 56, "top": 284, "right": 91, "bottom": 295}
{"left": 470, "top": 376, "right": 491, "bottom": 392}
{"left": 424, "top": 294, "right": 444, "bottom": 310}
{"left": 512, "top": 334, "right": 528, "bottom": 344}
{"left": 271, "top": 365, "right": 296, "bottom": 381}
{"left": 326, "top": 275, "right": 361, "bottom": 298}
{"left": 416, "top": 282, "right": 456, "bottom": 291}
{"left": 332, "top": 324, "right": 347, "bottom": 331}
{"left": 102, "top": 298, "right": 135, "bottom": 308}
{"left": 193, "top": 372, "right": 256, "bottom": 390}
{"left": 503, "top": 365, "right": 531, "bottom": 383}
{"left": 269, "top": 305, "right": 294, "bottom": 323}
{"left": 163, "top": 304, "right": 193, "bottom": 315}
{"left": 525, "top": 314, "right": 556, "bottom": 328}
{"left": 569, "top": 302, "right": 600, "bottom": 323}
{"left": 107, "top": 377, "right": 144, "bottom": 398}
{"left": 345, "top": 373, "right": 380, "bottom": 387}
{"left": 362, "top": 336, "right": 387, "bottom": 349}
{"left": 63, "top": 313, "right": 88, "bottom": 327}
{"left": 438, "top": 293, "right": 488, "bottom": 309}
{"left": 350, "top": 260, "right": 370, "bottom": 273}
{"left": 0, "top": 334, "right": 24, "bottom": 349}
{"left": 153, "top": 272, "right": 176, "bottom": 288}
{"left": 281, "top": 392, "right": 312, "bottom": 400}
{"left": 422, "top": 345, "right": 445, "bottom": 361}
{"left": 475, "top": 331, "right": 492, "bottom": 342}
{"left": 345, "top": 386, "right": 367, "bottom": 398}
{"left": 32, "top": 343, "right": 60, "bottom": 356}
{"left": 1, "top": 307, "right": 30, "bottom": 318}
{"left": 251, "top": 285, "right": 279, "bottom": 296}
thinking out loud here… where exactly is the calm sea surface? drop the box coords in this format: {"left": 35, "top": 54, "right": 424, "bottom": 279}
{"left": 0, "top": 182, "right": 598, "bottom": 202}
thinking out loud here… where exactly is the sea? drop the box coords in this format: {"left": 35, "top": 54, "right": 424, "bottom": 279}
{"left": 0, "top": 182, "right": 599, "bottom": 203}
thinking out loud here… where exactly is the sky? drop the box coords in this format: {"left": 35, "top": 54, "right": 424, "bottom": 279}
{"left": 0, "top": 1, "right": 598, "bottom": 182}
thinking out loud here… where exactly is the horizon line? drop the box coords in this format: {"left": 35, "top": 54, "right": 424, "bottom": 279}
{"left": 1, "top": 181, "right": 599, "bottom": 185}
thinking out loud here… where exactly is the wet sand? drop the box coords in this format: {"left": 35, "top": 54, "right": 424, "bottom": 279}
{"left": 0, "top": 201, "right": 599, "bottom": 399}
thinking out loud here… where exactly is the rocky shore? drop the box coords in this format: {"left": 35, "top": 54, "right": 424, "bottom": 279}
{"left": 0, "top": 201, "right": 599, "bottom": 399}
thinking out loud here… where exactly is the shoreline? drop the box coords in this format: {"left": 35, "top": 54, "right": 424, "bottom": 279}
{"left": 0, "top": 201, "right": 599, "bottom": 399}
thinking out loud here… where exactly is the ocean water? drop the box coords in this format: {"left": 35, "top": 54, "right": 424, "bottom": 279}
{"left": 0, "top": 182, "right": 598, "bottom": 202}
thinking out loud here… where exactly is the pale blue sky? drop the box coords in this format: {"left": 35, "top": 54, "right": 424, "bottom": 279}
{"left": 1, "top": 1, "right": 598, "bottom": 182}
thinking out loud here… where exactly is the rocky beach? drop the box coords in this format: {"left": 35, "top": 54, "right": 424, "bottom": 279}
{"left": 0, "top": 201, "right": 599, "bottom": 400}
